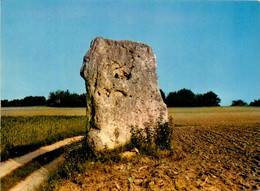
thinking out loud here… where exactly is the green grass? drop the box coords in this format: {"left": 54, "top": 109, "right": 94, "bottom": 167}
{"left": 1, "top": 116, "right": 86, "bottom": 161}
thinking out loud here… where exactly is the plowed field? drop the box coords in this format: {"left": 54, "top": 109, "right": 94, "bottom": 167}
{"left": 58, "top": 107, "right": 260, "bottom": 190}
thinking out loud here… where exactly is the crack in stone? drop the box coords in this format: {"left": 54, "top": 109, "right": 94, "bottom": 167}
{"left": 115, "top": 89, "right": 127, "bottom": 97}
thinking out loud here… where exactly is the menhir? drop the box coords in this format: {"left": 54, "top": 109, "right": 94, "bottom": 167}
{"left": 80, "top": 37, "right": 168, "bottom": 151}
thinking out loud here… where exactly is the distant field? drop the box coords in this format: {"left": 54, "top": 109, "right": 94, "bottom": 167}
{"left": 1, "top": 106, "right": 86, "bottom": 116}
{"left": 168, "top": 106, "right": 260, "bottom": 126}
{"left": 2, "top": 106, "right": 259, "bottom": 116}
{"left": 168, "top": 106, "right": 260, "bottom": 113}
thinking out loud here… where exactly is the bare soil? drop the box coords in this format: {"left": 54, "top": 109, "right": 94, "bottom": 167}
{"left": 59, "top": 109, "right": 260, "bottom": 191}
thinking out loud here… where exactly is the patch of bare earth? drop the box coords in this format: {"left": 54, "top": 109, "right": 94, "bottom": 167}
{"left": 59, "top": 118, "right": 260, "bottom": 190}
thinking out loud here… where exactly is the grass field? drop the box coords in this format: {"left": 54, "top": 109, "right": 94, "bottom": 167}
{"left": 1, "top": 114, "right": 86, "bottom": 161}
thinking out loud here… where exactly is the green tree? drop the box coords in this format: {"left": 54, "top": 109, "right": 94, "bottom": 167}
{"left": 231, "top": 100, "right": 247, "bottom": 106}
{"left": 46, "top": 90, "right": 86, "bottom": 107}
{"left": 201, "top": 91, "right": 221, "bottom": 106}
{"left": 249, "top": 99, "right": 260, "bottom": 106}
{"left": 9, "top": 99, "right": 23, "bottom": 106}
{"left": 165, "top": 91, "right": 177, "bottom": 107}
{"left": 160, "top": 89, "right": 166, "bottom": 103}
{"left": 23, "top": 96, "right": 46, "bottom": 106}
{"left": 165, "top": 89, "right": 221, "bottom": 107}
{"left": 1, "top": 100, "right": 9, "bottom": 107}
{"left": 195, "top": 94, "right": 204, "bottom": 106}
{"left": 165, "top": 89, "right": 196, "bottom": 107}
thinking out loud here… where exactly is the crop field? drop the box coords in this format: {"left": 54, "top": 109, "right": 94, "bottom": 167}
{"left": 167, "top": 107, "right": 260, "bottom": 190}
{"left": 1, "top": 106, "right": 260, "bottom": 190}
{"left": 1, "top": 107, "right": 86, "bottom": 160}
{"left": 1, "top": 106, "right": 86, "bottom": 116}
{"left": 53, "top": 106, "right": 259, "bottom": 191}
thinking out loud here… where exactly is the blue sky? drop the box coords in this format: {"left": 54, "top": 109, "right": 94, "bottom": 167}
{"left": 1, "top": 0, "right": 260, "bottom": 106}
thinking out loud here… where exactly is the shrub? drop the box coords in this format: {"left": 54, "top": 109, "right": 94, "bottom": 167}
{"left": 155, "top": 120, "right": 174, "bottom": 150}
{"left": 129, "top": 118, "right": 174, "bottom": 155}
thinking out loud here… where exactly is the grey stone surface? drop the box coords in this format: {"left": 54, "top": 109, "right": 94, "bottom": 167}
{"left": 81, "top": 37, "right": 168, "bottom": 150}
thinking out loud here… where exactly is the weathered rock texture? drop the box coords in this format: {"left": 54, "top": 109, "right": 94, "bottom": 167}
{"left": 80, "top": 37, "right": 168, "bottom": 150}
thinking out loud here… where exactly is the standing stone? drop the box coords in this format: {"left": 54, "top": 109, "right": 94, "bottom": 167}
{"left": 80, "top": 37, "right": 168, "bottom": 151}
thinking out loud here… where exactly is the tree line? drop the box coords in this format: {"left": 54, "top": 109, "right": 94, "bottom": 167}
{"left": 1, "top": 89, "right": 259, "bottom": 107}
{"left": 161, "top": 89, "right": 221, "bottom": 107}
{"left": 231, "top": 99, "right": 260, "bottom": 106}
{"left": 1, "top": 96, "right": 46, "bottom": 107}
{"left": 161, "top": 89, "right": 260, "bottom": 107}
{"left": 1, "top": 90, "right": 86, "bottom": 107}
